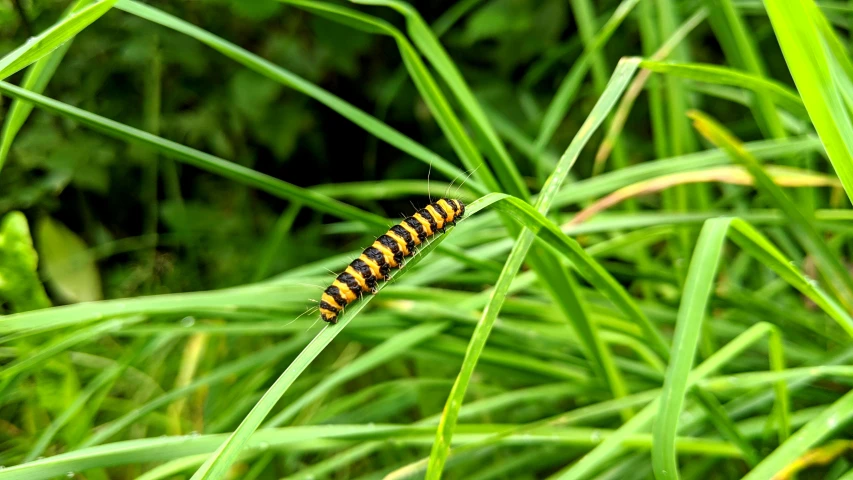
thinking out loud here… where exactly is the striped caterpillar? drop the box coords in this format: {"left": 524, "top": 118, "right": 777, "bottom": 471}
{"left": 319, "top": 198, "right": 465, "bottom": 324}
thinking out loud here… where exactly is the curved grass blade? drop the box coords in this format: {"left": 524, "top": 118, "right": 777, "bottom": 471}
{"left": 533, "top": 0, "right": 642, "bottom": 153}
{"left": 689, "top": 110, "right": 853, "bottom": 311}
{"left": 639, "top": 60, "right": 807, "bottom": 117}
{"left": 707, "top": 0, "right": 786, "bottom": 140}
{"left": 556, "top": 135, "right": 822, "bottom": 208}
{"left": 0, "top": 282, "right": 313, "bottom": 334}
{"left": 0, "top": 316, "right": 142, "bottom": 381}
{"left": 0, "top": 0, "right": 118, "bottom": 81}
{"left": 189, "top": 226, "right": 454, "bottom": 479}
{"left": 0, "top": 423, "right": 741, "bottom": 480}
{"left": 425, "top": 57, "right": 655, "bottom": 480}
{"left": 24, "top": 336, "right": 168, "bottom": 461}
{"left": 652, "top": 218, "right": 731, "bottom": 480}
{"left": 555, "top": 322, "right": 777, "bottom": 479}
{"left": 593, "top": 8, "right": 707, "bottom": 169}
{"left": 569, "top": 165, "right": 840, "bottom": 225}
{"left": 727, "top": 218, "right": 853, "bottom": 336}
{"left": 80, "top": 336, "right": 308, "bottom": 448}
{"left": 0, "top": 424, "right": 433, "bottom": 480}
{"left": 742, "top": 389, "right": 853, "bottom": 479}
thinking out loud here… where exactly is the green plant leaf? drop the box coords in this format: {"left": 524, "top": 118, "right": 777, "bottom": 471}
{"left": 36, "top": 215, "right": 102, "bottom": 303}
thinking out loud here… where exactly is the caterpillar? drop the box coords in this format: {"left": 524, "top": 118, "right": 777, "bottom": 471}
{"left": 319, "top": 198, "right": 466, "bottom": 324}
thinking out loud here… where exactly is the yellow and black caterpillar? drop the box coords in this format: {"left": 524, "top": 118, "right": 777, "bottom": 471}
{"left": 319, "top": 198, "right": 465, "bottom": 324}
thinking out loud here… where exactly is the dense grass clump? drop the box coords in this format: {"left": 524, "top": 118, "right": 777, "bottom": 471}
{"left": 2, "top": 0, "right": 853, "bottom": 479}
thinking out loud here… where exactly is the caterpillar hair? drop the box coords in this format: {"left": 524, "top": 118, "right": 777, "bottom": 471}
{"left": 319, "top": 198, "right": 466, "bottom": 324}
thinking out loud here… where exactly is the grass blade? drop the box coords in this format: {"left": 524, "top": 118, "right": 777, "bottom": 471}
{"left": 263, "top": 322, "right": 447, "bottom": 427}
{"left": 652, "top": 218, "right": 731, "bottom": 480}
{"left": 533, "top": 0, "right": 641, "bottom": 153}
{"left": 727, "top": 219, "right": 853, "bottom": 336}
{"left": 425, "top": 57, "right": 650, "bottom": 479}
{"left": 281, "top": 0, "right": 501, "bottom": 193}
{"left": 555, "top": 322, "right": 777, "bottom": 479}
{"left": 189, "top": 226, "right": 453, "bottom": 479}
{"left": 352, "top": 0, "right": 529, "bottom": 198}
{"left": 639, "top": 60, "right": 807, "bottom": 116}
{"left": 763, "top": 0, "right": 853, "bottom": 204}
{"left": 0, "top": 0, "right": 118, "bottom": 81}
{"left": 742, "top": 389, "right": 853, "bottom": 479}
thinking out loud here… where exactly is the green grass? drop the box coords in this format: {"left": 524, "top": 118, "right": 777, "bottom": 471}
{"left": 2, "top": 0, "right": 853, "bottom": 479}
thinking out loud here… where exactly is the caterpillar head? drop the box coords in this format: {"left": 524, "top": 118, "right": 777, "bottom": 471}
{"left": 454, "top": 199, "right": 465, "bottom": 218}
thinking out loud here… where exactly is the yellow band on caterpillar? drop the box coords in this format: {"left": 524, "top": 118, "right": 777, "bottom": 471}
{"left": 359, "top": 254, "right": 382, "bottom": 278}
{"left": 413, "top": 212, "right": 434, "bottom": 236}
{"left": 345, "top": 266, "right": 368, "bottom": 291}
{"left": 332, "top": 280, "right": 357, "bottom": 302}
{"left": 372, "top": 241, "right": 398, "bottom": 268}
{"left": 437, "top": 199, "right": 455, "bottom": 222}
{"left": 398, "top": 221, "right": 422, "bottom": 245}
{"left": 386, "top": 230, "right": 410, "bottom": 255}
{"left": 425, "top": 205, "right": 445, "bottom": 229}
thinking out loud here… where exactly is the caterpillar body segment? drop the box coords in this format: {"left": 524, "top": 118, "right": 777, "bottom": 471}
{"left": 319, "top": 198, "right": 465, "bottom": 324}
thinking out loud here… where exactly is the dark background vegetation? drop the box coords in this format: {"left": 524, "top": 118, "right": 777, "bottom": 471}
{"left": 1, "top": 0, "right": 759, "bottom": 300}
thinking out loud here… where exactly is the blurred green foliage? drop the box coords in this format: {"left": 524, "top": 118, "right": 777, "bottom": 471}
{"left": 0, "top": 0, "right": 590, "bottom": 307}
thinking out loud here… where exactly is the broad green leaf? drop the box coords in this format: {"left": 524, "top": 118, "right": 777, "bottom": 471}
{"left": 36, "top": 215, "right": 102, "bottom": 303}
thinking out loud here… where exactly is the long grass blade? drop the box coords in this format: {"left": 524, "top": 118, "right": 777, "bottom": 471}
{"left": 763, "top": 0, "right": 853, "bottom": 204}
{"left": 652, "top": 218, "right": 730, "bottom": 480}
